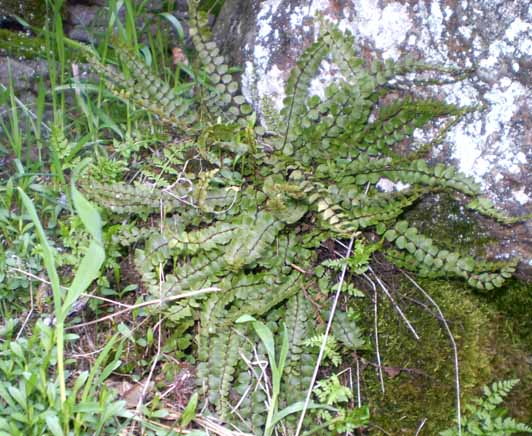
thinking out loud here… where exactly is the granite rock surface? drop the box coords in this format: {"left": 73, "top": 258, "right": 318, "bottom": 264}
{"left": 213, "top": 0, "right": 531, "bottom": 276}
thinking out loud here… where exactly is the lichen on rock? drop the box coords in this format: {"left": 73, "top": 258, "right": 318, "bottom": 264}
{"left": 213, "top": 0, "right": 531, "bottom": 274}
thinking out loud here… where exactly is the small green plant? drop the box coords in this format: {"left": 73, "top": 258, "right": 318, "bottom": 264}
{"left": 309, "top": 374, "right": 369, "bottom": 435}
{"left": 321, "top": 240, "right": 380, "bottom": 275}
{"left": 440, "top": 379, "right": 532, "bottom": 435}
{"left": 303, "top": 334, "right": 342, "bottom": 367}
{"left": 314, "top": 374, "right": 352, "bottom": 405}
{"left": 0, "top": 320, "right": 129, "bottom": 435}
{"left": 7, "top": 177, "right": 119, "bottom": 434}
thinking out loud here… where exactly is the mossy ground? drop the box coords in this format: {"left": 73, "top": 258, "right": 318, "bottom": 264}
{"left": 355, "top": 276, "right": 531, "bottom": 434}
{"left": 0, "top": 28, "right": 50, "bottom": 59}
{"left": 348, "top": 191, "right": 531, "bottom": 433}
{"left": 0, "top": 0, "right": 48, "bottom": 27}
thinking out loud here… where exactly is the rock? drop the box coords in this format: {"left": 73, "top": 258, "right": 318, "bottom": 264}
{"left": 65, "top": 3, "right": 103, "bottom": 43}
{"left": 64, "top": 0, "right": 189, "bottom": 43}
{"left": 213, "top": 0, "right": 531, "bottom": 277}
{"left": 0, "top": 57, "right": 47, "bottom": 92}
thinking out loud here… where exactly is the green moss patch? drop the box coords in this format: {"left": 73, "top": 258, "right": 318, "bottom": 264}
{"left": 404, "top": 192, "right": 494, "bottom": 256}
{"left": 0, "top": 28, "right": 51, "bottom": 59}
{"left": 356, "top": 277, "right": 531, "bottom": 434}
{"left": 0, "top": 0, "right": 47, "bottom": 27}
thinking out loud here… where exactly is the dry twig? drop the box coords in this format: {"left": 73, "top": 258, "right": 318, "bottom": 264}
{"left": 294, "top": 237, "right": 355, "bottom": 436}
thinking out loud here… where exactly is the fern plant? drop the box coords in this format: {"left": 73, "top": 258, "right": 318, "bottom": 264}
{"left": 74, "top": 0, "right": 528, "bottom": 432}
{"left": 440, "top": 379, "right": 532, "bottom": 435}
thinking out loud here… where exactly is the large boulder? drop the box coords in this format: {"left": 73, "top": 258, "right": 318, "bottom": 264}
{"left": 213, "top": 0, "right": 531, "bottom": 277}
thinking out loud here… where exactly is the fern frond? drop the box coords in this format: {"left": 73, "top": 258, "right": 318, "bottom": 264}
{"left": 84, "top": 43, "right": 194, "bottom": 129}
{"left": 332, "top": 310, "right": 366, "bottom": 350}
{"left": 223, "top": 211, "right": 285, "bottom": 270}
{"left": 467, "top": 197, "right": 532, "bottom": 225}
{"left": 383, "top": 221, "right": 517, "bottom": 289}
{"left": 441, "top": 379, "right": 532, "bottom": 435}
{"left": 115, "top": 43, "right": 196, "bottom": 127}
{"left": 188, "top": 0, "right": 252, "bottom": 123}
{"left": 169, "top": 222, "right": 239, "bottom": 255}
{"left": 226, "top": 271, "right": 303, "bottom": 324}
{"left": 283, "top": 293, "right": 317, "bottom": 406}
{"left": 280, "top": 34, "right": 330, "bottom": 155}
{"left": 82, "top": 179, "right": 236, "bottom": 216}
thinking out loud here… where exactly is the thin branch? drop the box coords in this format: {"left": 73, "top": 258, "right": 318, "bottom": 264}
{"left": 360, "top": 273, "right": 384, "bottom": 393}
{"left": 415, "top": 417, "right": 428, "bottom": 436}
{"left": 0, "top": 82, "right": 52, "bottom": 133}
{"left": 367, "top": 267, "right": 420, "bottom": 340}
{"left": 355, "top": 356, "right": 362, "bottom": 408}
{"left": 16, "top": 279, "right": 35, "bottom": 340}
{"left": 133, "top": 317, "right": 162, "bottom": 431}
{"left": 372, "top": 279, "right": 385, "bottom": 393}
{"left": 8, "top": 266, "right": 132, "bottom": 308}
{"left": 294, "top": 237, "right": 355, "bottom": 436}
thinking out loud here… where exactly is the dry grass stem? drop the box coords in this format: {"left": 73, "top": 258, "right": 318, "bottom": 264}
{"left": 401, "top": 271, "right": 462, "bottom": 436}
{"left": 294, "top": 237, "right": 355, "bottom": 436}
{"left": 66, "top": 286, "right": 220, "bottom": 330}
{"left": 368, "top": 267, "right": 420, "bottom": 340}
{"left": 415, "top": 417, "right": 428, "bottom": 435}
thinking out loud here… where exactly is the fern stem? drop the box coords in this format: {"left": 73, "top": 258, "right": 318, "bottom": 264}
{"left": 294, "top": 237, "right": 355, "bottom": 436}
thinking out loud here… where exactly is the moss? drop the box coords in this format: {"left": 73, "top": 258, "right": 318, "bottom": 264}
{"left": 0, "top": 28, "right": 51, "bottom": 59}
{"left": 482, "top": 279, "right": 532, "bottom": 349}
{"left": 404, "top": 192, "right": 494, "bottom": 256}
{"left": 356, "top": 276, "right": 531, "bottom": 434}
{"left": 473, "top": 279, "right": 532, "bottom": 423}
{"left": 0, "top": 0, "right": 48, "bottom": 27}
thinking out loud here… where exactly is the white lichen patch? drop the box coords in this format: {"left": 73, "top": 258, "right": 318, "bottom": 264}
{"left": 505, "top": 17, "right": 531, "bottom": 42}
{"left": 458, "top": 25, "right": 472, "bottom": 39}
{"left": 444, "top": 78, "right": 529, "bottom": 192}
{"left": 239, "top": 0, "right": 530, "bottom": 208}
{"left": 308, "top": 60, "right": 343, "bottom": 99}
{"left": 406, "top": 0, "right": 450, "bottom": 64}
{"left": 341, "top": 1, "right": 412, "bottom": 60}
{"left": 243, "top": 0, "right": 414, "bottom": 109}
{"left": 243, "top": 0, "right": 332, "bottom": 113}
{"left": 242, "top": 60, "right": 286, "bottom": 114}
{"left": 512, "top": 187, "right": 530, "bottom": 206}
{"left": 478, "top": 17, "right": 531, "bottom": 74}
{"left": 289, "top": 1, "right": 328, "bottom": 30}
{"left": 376, "top": 178, "right": 410, "bottom": 192}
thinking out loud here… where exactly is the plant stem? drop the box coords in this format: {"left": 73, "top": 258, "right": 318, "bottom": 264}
{"left": 56, "top": 321, "right": 67, "bottom": 404}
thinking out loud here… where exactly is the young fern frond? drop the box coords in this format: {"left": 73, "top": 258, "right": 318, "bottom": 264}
{"left": 440, "top": 379, "right": 532, "bottom": 435}
{"left": 83, "top": 42, "right": 195, "bottom": 129}
{"left": 188, "top": 0, "right": 252, "bottom": 123}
